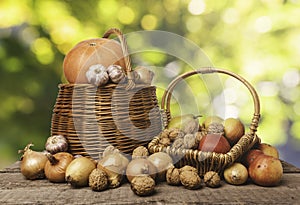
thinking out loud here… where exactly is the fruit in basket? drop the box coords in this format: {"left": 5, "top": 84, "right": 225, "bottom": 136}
{"left": 206, "top": 122, "right": 225, "bottom": 135}
{"left": 202, "top": 116, "right": 223, "bottom": 129}
{"left": 248, "top": 155, "right": 283, "bottom": 186}
{"left": 242, "top": 149, "right": 264, "bottom": 167}
{"left": 167, "top": 114, "right": 201, "bottom": 134}
{"left": 18, "top": 143, "right": 48, "bottom": 180}
{"left": 223, "top": 118, "right": 245, "bottom": 145}
{"left": 224, "top": 162, "right": 248, "bottom": 185}
{"left": 257, "top": 143, "right": 279, "bottom": 158}
{"left": 198, "top": 134, "right": 231, "bottom": 153}
{"left": 63, "top": 38, "right": 125, "bottom": 84}
{"left": 65, "top": 157, "right": 96, "bottom": 187}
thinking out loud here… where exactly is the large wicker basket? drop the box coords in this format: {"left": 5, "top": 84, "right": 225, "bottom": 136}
{"left": 51, "top": 28, "right": 163, "bottom": 159}
{"left": 148, "top": 67, "right": 261, "bottom": 176}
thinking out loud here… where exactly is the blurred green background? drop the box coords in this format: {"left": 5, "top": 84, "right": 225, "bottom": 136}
{"left": 1, "top": 0, "right": 300, "bottom": 169}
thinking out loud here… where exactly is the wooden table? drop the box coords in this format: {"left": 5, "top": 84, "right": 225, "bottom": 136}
{"left": 1, "top": 160, "right": 299, "bottom": 204}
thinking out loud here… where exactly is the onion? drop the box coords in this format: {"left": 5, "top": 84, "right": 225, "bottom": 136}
{"left": 97, "top": 145, "right": 129, "bottom": 188}
{"left": 65, "top": 157, "right": 96, "bottom": 187}
{"left": 126, "top": 158, "right": 157, "bottom": 183}
{"left": 133, "top": 66, "right": 154, "bottom": 85}
{"left": 19, "top": 143, "right": 48, "bottom": 180}
{"left": 44, "top": 152, "right": 74, "bottom": 183}
{"left": 148, "top": 152, "right": 174, "bottom": 182}
{"left": 63, "top": 38, "right": 125, "bottom": 84}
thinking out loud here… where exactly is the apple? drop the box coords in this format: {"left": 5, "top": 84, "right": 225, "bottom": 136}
{"left": 248, "top": 155, "right": 283, "bottom": 187}
{"left": 257, "top": 143, "right": 279, "bottom": 158}
{"left": 198, "top": 134, "right": 231, "bottom": 154}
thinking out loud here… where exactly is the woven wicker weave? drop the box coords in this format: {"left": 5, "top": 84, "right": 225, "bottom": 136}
{"left": 148, "top": 67, "right": 261, "bottom": 176}
{"left": 51, "top": 28, "right": 163, "bottom": 159}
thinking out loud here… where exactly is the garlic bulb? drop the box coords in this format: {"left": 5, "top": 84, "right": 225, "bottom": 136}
{"left": 107, "top": 65, "right": 126, "bottom": 83}
{"left": 85, "top": 64, "right": 109, "bottom": 86}
{"left": 45, "top": 135, "right": 68, "bottom": 154}
{"left": 133, "top": 66, "right": 154, "bottom": 85}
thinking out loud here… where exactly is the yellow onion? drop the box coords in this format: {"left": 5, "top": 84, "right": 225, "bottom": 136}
{"left": 44, "top": 152, "right": 74, "bottom": 183}
{"left": 18, "top": 143, "right": 48, "bottom": 180}
{"left": 147, "top": 152, "right": 174, "bottom": 182}
{"left": 65, "top": 157, "right": 96, "bottom": 187}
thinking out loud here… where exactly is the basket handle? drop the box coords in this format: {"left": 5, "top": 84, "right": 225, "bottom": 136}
{"left": 161, "top": 67, "right": 261, "bottom": 135}
{"left": 103, "top": 28, "right": 135, "bottom": 89}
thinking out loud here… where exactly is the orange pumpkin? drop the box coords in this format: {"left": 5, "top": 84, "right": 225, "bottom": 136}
{"left": 63, "top": 38, "right": 126, "bottom": 84}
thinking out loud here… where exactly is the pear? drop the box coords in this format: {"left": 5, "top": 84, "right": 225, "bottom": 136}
{"left": 167, "top": 114, "right": 201, "bottom": 134}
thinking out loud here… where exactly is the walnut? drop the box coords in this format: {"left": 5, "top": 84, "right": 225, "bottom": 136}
{"left": 183, "top": 134, "right": 197, "bottom": 149}
{"left": 130, "top": 175, "right": 156, "bottom": 196}
{"left": 159, "top": 137, "right": 171, "bottom": 147}
{"left": 168, "top": 128, "right": 185, "bottom": 141}
{"left": 207, "top": 122, "right": 224, "bottom": 135}
{"left": 194, "top": 131, "right": 207, "bottom": 145}
{"left": 171, "top": 138, "right": 184, "bottom": 149}
{"left": 180, "top": 165, "right": 198, "bottom": 174}
{"left": 160, "top": 129, "right": 170, "bottom": 139}
{"left": 180, "top": 170, "right": 201, "bottom": 189}
{"left": 132, "top": 146, "right": 149, "bottom": 159}
{"left": 166, "top": 167, "right": 181, "bottom": 186}
{"left": 203, "top": 171, "right": 221, "bottom": 188}
{"left": 89, "top": 168, "right": 108, "bottom": 191}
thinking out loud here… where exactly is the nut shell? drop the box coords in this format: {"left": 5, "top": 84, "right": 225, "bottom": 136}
{"left": 89, "top": 168, "right": 108, "bottom": 191}
{"left": 166, "top": 167, "right": 181, "bottom": 186}
{"left": 131, "top": 175, "right": 156, "bottom": 196}
{"left": 180, "top": 171, "right": 201, "bottom": 190}
{"left": 203, "top": 171, "right": 221, "bottom": 188}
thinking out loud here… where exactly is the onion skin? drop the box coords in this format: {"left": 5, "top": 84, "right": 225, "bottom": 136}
{"left": 65, "top": 157, "right": 96, "bottom": 187}
{"left": 126, "top": 158, "right": 157, "bottom": 183}
{"left": 44, "top": 152, "right": 74, "bottom": 183}
{"left": 19, "top": 143, "right": 48, "bottom": 180}
{"left": 63, "top": 38, "right": 125, "bottom": 84}
{"left": 147, "top": 152, "right": 174, "bottom": 182}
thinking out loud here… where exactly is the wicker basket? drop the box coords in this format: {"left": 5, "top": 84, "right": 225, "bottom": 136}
{"left": 51, "top": 28, "right": 163, "bottom": 159}
{"left": 148, "top": 67, "right": 261, "bottom": 176}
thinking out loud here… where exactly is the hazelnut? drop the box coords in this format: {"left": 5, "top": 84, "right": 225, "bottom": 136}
{"left": 180, "top": 170, "right": 201, "bottom": 190}
{"left": 132, "top": 146, "right": 149, "bottom": 159}
{"left": 203, "top": 171, "right": 221, "bottom": 188}
{"left": 130, "top": 175, "right": 156, "bottom": 196}
{"left": 89, "top": 168, "right": 108, "bottom": 191}
{"left": 166, "top": 167, "right": 181, "bottom": 186}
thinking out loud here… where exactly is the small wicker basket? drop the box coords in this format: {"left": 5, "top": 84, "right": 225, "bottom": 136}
{"left": 51, "top": 28, "right": 163, "bottom": 159}
{"left": 148, "top": 67, "right": 261, "bottom": 176}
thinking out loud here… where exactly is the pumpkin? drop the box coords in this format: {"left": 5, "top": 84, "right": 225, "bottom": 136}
{"left": 63, "top": 38, "right": 126, "bottom": 84}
